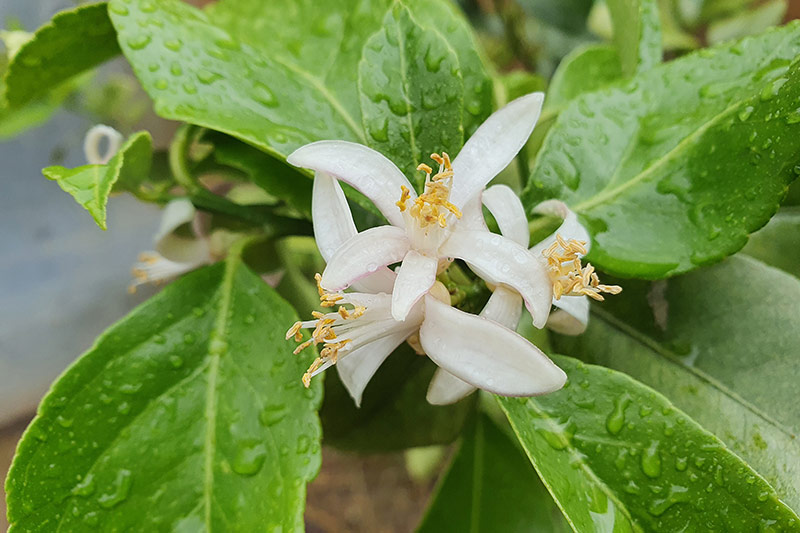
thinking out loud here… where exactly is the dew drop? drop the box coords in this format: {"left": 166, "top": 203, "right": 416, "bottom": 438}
{"left": 126, "top": 35, "right": 151, "bottom": 50}
{"left": 56, "top": 415, "right": 73, "bottom": 428}
{"left": 154, "top": 79, "right": 169, "bottom": 90}
{"left": 183, "top": 82, "right": 198, "bottom": 95}
{"left": 197, "top": 69, "right": 221, "bottom": 85}
{"left": 84, "top": 512, "right": 99, "bottom": 526}
{"left": 117, "top": 401, "right": 131, "bottom": 415}
{"left": 605, "top": 394, "right": 631, "bottom": 436}
{"left": 297, "top": 435, "right": 311, "bottom": 454}
{"left": 119, "top": 382, "right": 142, "bottom": 395}
{"left": 738, "top": 105, "right": 754, "bottom": 122}
{"left": 164, "top": 39, "right": 183, "bottom": 52}
{"left": 641, "top": 441, "right": 662, "bottom": 478}
{"left": 183, "top": 333, "right": 196, "bottom": 344}
{"left": 97, "top": 469, "right": 133, "bottom": 509}
{"left": 785, "top": 108, "right": 800, "bottom": 125}
{"left": 232, "top": 440, "right": 267, "bottom": 476}
{"left": 153, "top": 334, "right": 166, "bottom": 344}
{"left": 109, "top": 4, "right": 129, "bottom": 16}
{"left": 169, "top": 355, "right": 184, "bottom": 368}
{"left": 254, "top": 82, "right": 279, "bottom": 108}
{"left": 259, "top": 404, "right": 288, "bottom": 426}
{"left": 72, "top": 473, "right": 96, "bottom": 497}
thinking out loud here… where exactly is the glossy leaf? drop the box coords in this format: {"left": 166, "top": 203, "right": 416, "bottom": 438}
{"left": 320, "top": 344, "right": 474, "bottom": 452}
{"left": 418, "top": 414, "right": 569, "bottom": 533}
{"left": 42, "top": 131, "right": 153, "bottom": 230}
{"left": 5, "top": 249, "right": 322, "bottom": 532}
{"left": 2, "top": 2, "right": 120, "bottom": 108}
{"left": 525, "top": 24, "right": 800, "bottom": 278}
{"left": 606, "top": 0, "right": 662, "bottom": 75}
{"left": 499, "top": 355, "right": 800, "bottom": 532}
{"left": 109, "top": 0, "right": 491, "bottom": 167}
{"left": 358, "top": 3, "right": 464, "bottom": 187}
{"left": 207, "top": 0, "right": 492, "bottom": 138}
{"left": 526, "top": 45, "right": 623, "bottom": 169}
{"left": 742, "top": 207, "right": 800, "bottom": 277}
{"left": 211, "top": 134, "right": 313, "bottom": 218}
{"left": 544, "top": 44, "right": 623, "bottom": 115}
{"left": 707, "top": 0, "right": 788, "bottom": 45}
{"left": 554, "top": 255, "right": 800, "bottom": 509}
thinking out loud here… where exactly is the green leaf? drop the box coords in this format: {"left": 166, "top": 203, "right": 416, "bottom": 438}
{"left": 417, "top": 414, "right": 570, "bottom": 533}
{"left": 5, "top": 248, "right": 322, "bottom": 532}
{"left": 742, "top": 207, "right": 800, "bottom": 278}
{"left": 606, "top": 0, "right": 663, "bottom": 75}
{"left": 42, "top": 131, "right": 153, "bottom": 230}
{"left": 211, "top": 134, "right": 313, "bottom": 219}
{"left": 707, "top": 0, "right": 788, "bottom": 45}
{"left": 358, "top": 3, "right": 464, "bottom": 188}
{"left": 525, "top": 24, "right": 800, "bottom": 278}
{"left": 2, "top": 2, "right": 120, "bottom": 108}
{"left": 109, "top": 0, "right": 491, "bottom": 167}
{"left": 544, "top": 44, "right": 623, "bottom": 115}
{"left": 320, "top": 345, "right": 474, "bottom": 451}
{"left": 499, "top": 355, "right": 800, "bottom": 532}
{"left": 524, "top": 44, "right": 623, "bottom": 175}
{"left": 554, "top": 255, "right": 800, "bottom": 509}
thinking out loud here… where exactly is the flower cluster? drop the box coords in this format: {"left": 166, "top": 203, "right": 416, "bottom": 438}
{"left": 285, "top": 93, "right": 620, "bottom": 405}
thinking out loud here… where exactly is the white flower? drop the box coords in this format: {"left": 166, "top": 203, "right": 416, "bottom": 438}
{"left": 83, "top": 124, "right": 124, "bottom": 165}
{"left": 286, "top": 92, "right": 575, "bottom": 405}
{"left": 427, "top": 191, "right": 622, "bottom": 404}
{"left": 287, "top": 93, "right": 553, "bottom": 329}
{"left": 128, "top": 199, "right": 214, "bottom": 293}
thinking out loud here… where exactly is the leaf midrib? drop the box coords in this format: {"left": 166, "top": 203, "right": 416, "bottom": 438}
{"left": 570, "top": 32, "right": 796, "bottom": 214}
{"left": 502, "top": 399, "right": 644, "bottom": 533}
{"left": 589, "top": 305, "right": 796, "bottom": 439}
{"left": 202, "top": 250, "right": 241, "bottom": 529}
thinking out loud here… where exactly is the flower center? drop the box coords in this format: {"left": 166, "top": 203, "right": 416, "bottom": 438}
{"left": 396, "top": 152, "right": 462, "bottom": 228}
{"left": 286, "top": 274, "right": 366, "bottom": 387}
{"left": 542, "top": 235, "right": 622, "bottom": 301}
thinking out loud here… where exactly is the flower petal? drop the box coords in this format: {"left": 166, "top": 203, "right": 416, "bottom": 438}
{"left": 337, "top": 328, "right": 413, "bottom": 407}
{"left": 530, "top": 199, "right": 591, "bottom": 254}
{"left": 288, "top": 140, "right": 415, "bottom": 227}
{"left": 482, "top": 184, "right": 529, "bottom": 248}
{"left": 439, "top": 230, "right": 552, "bottom": 328}
{"left": 450, "top": 93, "right": 544, "bottom": 209}
{"left": 312, "top": 171, "right": 358, "bottom": 262}
{"left": 352, "top": 269, "right": 397, "bottom": 294}
{"left": 321, "top": 225, "right": 410, "bottom": 291}
{"left": 154, "top": 199, "right": 210, "bottom": 265}
{"left": 547, "top": 296, "right": 589, "bottom": 335}
{"left": 426, "top": 286, "right": 522, "bottom": 405}
{"left": 392, "top": 250, "right": 438, "bottom": 321}
{"left": 427, "top": 368, "right": 477, "bottom": 405}
{"left": 83, "top": 124, "right": 123, "bottom": 165}
{"left": 420, "top": 295, "right": 566, "bottom": 396}
{"left": 482, "top": 286, "right": 523, "bottom": 330}
{"left": 456, "top": 191, "right": 488, "bottom": 232}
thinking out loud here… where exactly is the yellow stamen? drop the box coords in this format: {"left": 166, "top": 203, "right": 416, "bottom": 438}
{"left": 285, "top": 273, "right": 370, "bottom": 387}
{"left": 398, "top": 152, "right": 462, "bottom": 229}
{"left": 541, "top": 234, "right": 622, "bottom": 301}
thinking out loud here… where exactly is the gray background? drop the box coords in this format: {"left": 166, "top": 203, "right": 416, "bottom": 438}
{"left": 0, "top": 0, "right": 161, "bottom": 426}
